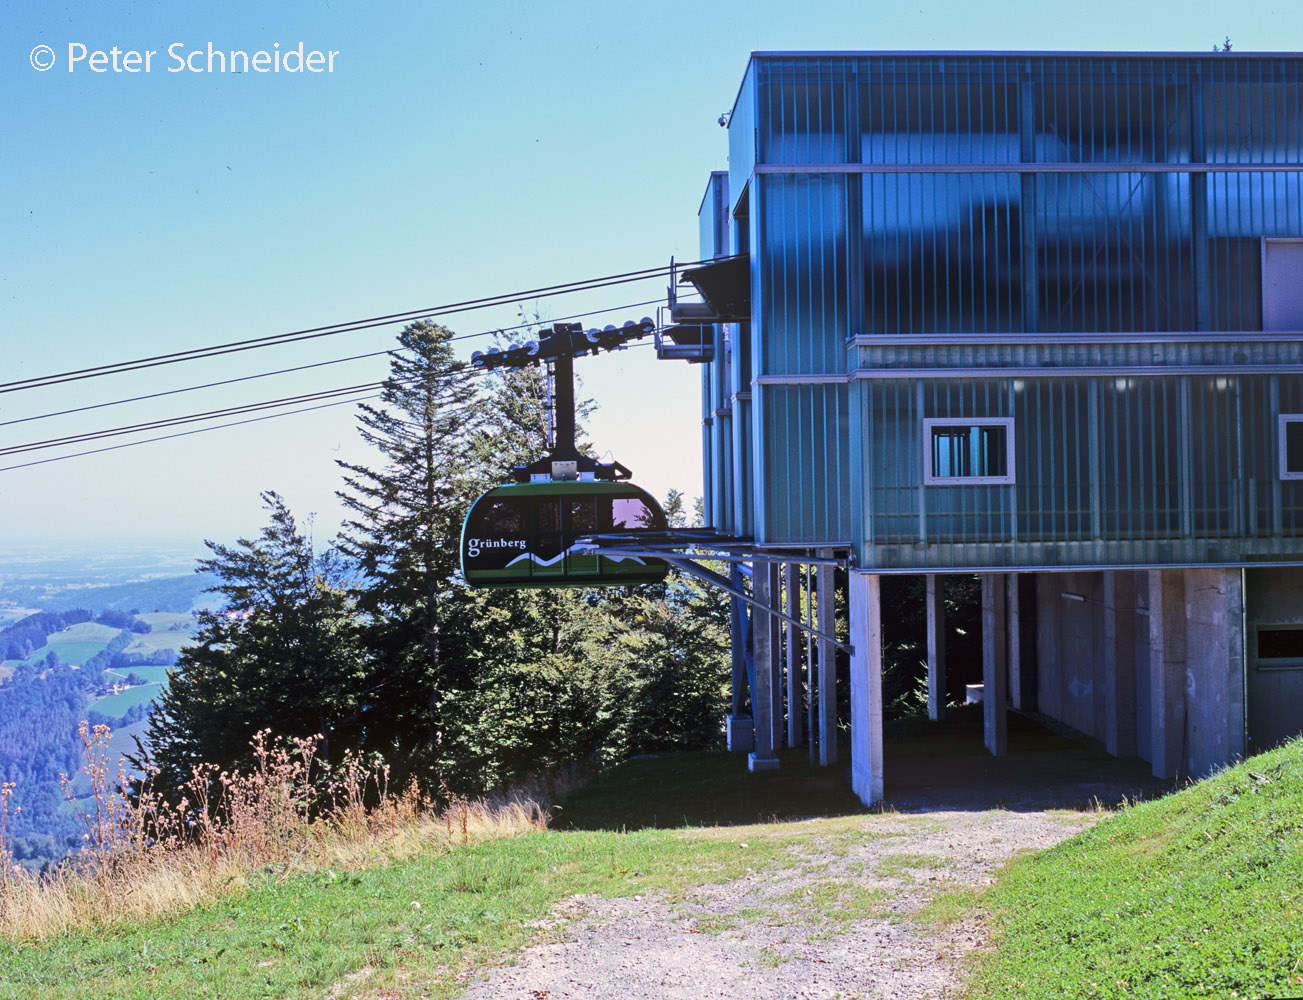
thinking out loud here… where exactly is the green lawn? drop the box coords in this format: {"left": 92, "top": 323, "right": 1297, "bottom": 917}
{"left": 123, "top": 614, "right": 195, "bottom": 657}
{"left": 23, "top": 622, "right": 120, "bottom": 666}
{"left": 92, "top": 684, "right": 162, "bottom": 717}
{"left": 967, "top": 737, "right": 1303, "bottom": 999}
{"left": 105, "top": 664, "right": 171, "bottom": 685}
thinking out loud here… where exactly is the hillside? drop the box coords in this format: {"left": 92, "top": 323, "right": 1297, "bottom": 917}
{"left": 2, "top": 739, "right": 1300, "bottom": 998}
{"left": 969, "top": 739, "right": 1303, "bottom": 998}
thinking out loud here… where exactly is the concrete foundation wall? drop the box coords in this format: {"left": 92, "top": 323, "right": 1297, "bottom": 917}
{"left": 1033, "top": 567, "right": 1246, "bottom": 779}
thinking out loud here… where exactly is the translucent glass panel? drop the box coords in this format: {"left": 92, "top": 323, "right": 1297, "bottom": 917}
{"left": 857, "top": 58, "right": 1021, "bottom": 164}
{"left": 1028, "top": 56, "right": 1192, "bottom": 163}
{"left": 747, "top": 54, "right": 1303, "bottom": 168}
{"left": 1034, "top": 171, "right": 1196, "bottom": 331}
{"left": 859, "top": 374, "right": 1303, "bottom": 567}
{"left": 729, "top": 66, "right": 757, "bottom": 215}
{"left": 1204, "top": 72, "right": 1303, "bottom": 164}
{"left": 862, "top": 172, "right": 1022, "bottom": 334}
{"left": 762, "top": 383, "right": 850, "bottom": 543}
{"left": 759, "top": 174, "right": 849, "bottom": 374}
{"left": 1098, "top": 378, "right": 1183, "bottom": 538}
{"left": 698, "top": 172, "right": 729, "bottom": 259}
{"left": 1207, "top": 174, "right": 1303, "bottom": 331}
{"left": 756, "top": 57, "right": 855, "bottom": 165}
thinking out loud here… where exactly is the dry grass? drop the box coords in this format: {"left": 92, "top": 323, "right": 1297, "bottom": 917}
{"left": 0, "top": 724, "right": 549, "bottom": 940}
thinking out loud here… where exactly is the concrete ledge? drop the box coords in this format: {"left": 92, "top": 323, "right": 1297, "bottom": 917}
{"left": 747, "top": 752, "right": 780, "bottom": 772}
{"left": 726, "top": 715, "right": 754, "bottom": 752}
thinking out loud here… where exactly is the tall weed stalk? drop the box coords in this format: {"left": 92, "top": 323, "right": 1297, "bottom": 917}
{"left": 0, "top": 724, "right": 550, "bottom": 940}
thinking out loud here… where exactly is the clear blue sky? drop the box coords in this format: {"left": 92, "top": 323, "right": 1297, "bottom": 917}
{"left": 2, "top": 0, "right": 1299, "bottom": 555}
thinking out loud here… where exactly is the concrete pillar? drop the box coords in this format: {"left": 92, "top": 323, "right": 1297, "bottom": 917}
{"left": 726, "top": 572, "right": 753, "bottom": 752}
{"left": 785, "top": 561, "right": 802, "bottom": 747}
{"left": 981, "top": 573, "right": 1008, "bottom": 757}
{"left": 817, "top": 552, "right": 838, "bottom": 765}
{"left": 849, "top": 572, "right": 885, "bottom": 805}
{"left": 1007, "top": 574, "right": 1024, "bottom": 711}
{"left": 925, "top": 574, "right": 946, "bottom": 721}
{"left": 1148, "top": 569, "right": 1186, "bottom": 780}
{"left": 1103, "top": 571, "right": 1139, "bottom": 758}
{"left": 768, "top": 562, "right": 783, "bottom": 750}
{"left": 748, "top": 565, "right": 779, "bottom": 771}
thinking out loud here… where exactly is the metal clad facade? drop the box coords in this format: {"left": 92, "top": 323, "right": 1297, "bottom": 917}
{"left": 705, "top": 52, "right": 1303, "bottom": 569}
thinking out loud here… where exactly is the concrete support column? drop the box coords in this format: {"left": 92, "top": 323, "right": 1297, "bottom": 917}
{"left": 1007, "top": 574, "right": 1024, "bottom": 711}
{"left": 1103, "top": 571, "right": 1139, "bottom": 758}
{"left": 849, "top": 572, "right": 884, "bottom": 805}
{"left": 768, "top": 562, "right": 783, "bottom": 751}
{"left": 982, "top": 573, "right": 1008, "bottom": 757}
{"left": 817, "top": 551, "right": 838, "bottom": 765}
{"left": 1148, "top": 569, "right": 1186, "bottom": 780}
{"left": 749, "top": 565, "right": 779, "bottom": 771}
{"left": 925, "top": 574, "right": 946, "bottom": 721}
{"left": 785, "top": 562, "right": 802, "bottom": 748}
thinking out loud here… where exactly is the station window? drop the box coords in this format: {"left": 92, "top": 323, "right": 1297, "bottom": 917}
{"left": 923, "top": 418, "right": 1015, "bottom": 485}
{"left": 1256, "top": 625, "right": 1303, "bottom": 669}
{"left": 1278, "top": 414, "right": 1303, "bottom": 480}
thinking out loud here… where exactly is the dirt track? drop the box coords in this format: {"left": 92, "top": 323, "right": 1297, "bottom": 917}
{"left": 453, "top": 807, "right": 1096, "bottom": 1000}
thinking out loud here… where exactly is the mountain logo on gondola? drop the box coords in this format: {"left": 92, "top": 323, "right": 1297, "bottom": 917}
{"left": 505, "top": 543, "right": 647, "bottom": 568}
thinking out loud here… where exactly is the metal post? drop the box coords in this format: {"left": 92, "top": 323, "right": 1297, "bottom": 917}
{"left": 817, "top": 549, "right": 837, "bottom": 766}
{"left": 726, "top": 564, "right": 753, "bottom": 752}
{"left": 926, "top": 574, "right": 946, "bottom": 721}
{"left": 749, "top": 564, "right": 779, "bottom": 771}
{"left": 786, "top": 561, "right": 802, "bottom": 747}
{"left": 768, "top": 561, "right": 783, "bottom": 750}
{"left": 806, "top": 564, "right": 817, "bottom": 765}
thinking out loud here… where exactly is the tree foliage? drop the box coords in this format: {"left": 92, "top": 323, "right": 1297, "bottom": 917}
{"left": 139, "top": 493, "right": 365, "bottom": 786}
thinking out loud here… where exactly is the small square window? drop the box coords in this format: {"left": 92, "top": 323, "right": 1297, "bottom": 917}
{"left": 923, "top": 418, "right": 1015, "bottom": 485}
{"left": 1278, "top": 414, "right": 1303, "bottom": 480}
{"left": 1256, "top": 625, "right": 1303, "bottom": 670}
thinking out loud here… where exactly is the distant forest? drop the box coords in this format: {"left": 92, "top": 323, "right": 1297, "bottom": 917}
{"left": 0, "top": 572, "right": 218, "bottom": 616}
{"left": 0, "top": 609, "right": 177, "bottom": 868}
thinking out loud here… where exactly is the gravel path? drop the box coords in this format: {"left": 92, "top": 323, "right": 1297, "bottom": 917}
{"left": 453, "top": 808, "right": 1099, "bottom": 1000}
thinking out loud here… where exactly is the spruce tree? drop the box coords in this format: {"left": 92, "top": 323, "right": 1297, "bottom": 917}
{"left": 139, "top": 493, "right": 365, "bottom": 786}
{"left": 335, "top": 321, "right": 485, "bottom": 783}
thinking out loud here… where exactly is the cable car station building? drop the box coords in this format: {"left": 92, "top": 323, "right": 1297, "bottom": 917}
{"left": 679, "top": 51, "right": 1303, "bottom": 805}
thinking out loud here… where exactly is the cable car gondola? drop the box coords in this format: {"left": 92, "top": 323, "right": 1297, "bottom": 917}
{"left": 460, "top": 318, "right": 668, "bottom": 589}
{"left": 461, "top": 480, "right": 667, "bottom": 588}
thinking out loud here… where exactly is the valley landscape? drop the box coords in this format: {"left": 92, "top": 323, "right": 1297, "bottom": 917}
{"left": 0, "top": 544, "right": 213, "bottom": 868}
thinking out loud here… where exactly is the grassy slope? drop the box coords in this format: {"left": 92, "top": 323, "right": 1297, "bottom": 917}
{"left": 19, "top": 622, "right": 120, "bottom": 667}
{"left": 0, "top": 748, "right": 854, "bottom": 1000}
{"left": 91, "top": 685, "right": 162, "bottom": 717}
{"left": 122, "top": 614, "right": 195, "bottom": 657}
{"left": 968, "top": 737, "right": 1303, "bottom": 1000}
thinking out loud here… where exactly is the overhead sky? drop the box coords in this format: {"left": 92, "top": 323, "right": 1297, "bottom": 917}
{"left": 3, "top": 0, "right": 1299, "bottom": 556}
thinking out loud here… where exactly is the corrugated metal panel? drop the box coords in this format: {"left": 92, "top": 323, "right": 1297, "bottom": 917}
{"left": 857, "top": 372, "right": 1303, "bottom": 570}
{"left": 729, "top": 64, "right": 758, "bottom": 217}
{"left": 759, "top": 174, "right": 850, "bottom": 373}
{"left": 762, "top": 383, "right": 850, "bottom": 543}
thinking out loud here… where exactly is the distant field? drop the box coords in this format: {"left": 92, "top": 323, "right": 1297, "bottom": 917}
{"left": 104, "top": 717, "right": 151, "bottom": 768}
{"left": 136, "top": 612, "right": 192, "bottom": 631}
{"left": 123, "top": 633, "right": 191, "bottom": 657}
{"left": 0, "top": 607, "right": 40, "bottom": 625}
{"left": 0, "top": 664, "right": 12, "bottom": 682}
{"left": 22, "top": 622, "right": 120, "bottom": 667}
{"left": 92, "top": 684, "right": 162, "bottom": 717}
{"left": 105, "top": 664, "right": 171, "bottom": 685}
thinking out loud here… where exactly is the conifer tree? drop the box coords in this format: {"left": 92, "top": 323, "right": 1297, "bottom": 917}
{"left": 139, "top": 492, "right": 365, "bottom": 786}
{"left": 335, "top": 321, "right": 485, "bottom": 781}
